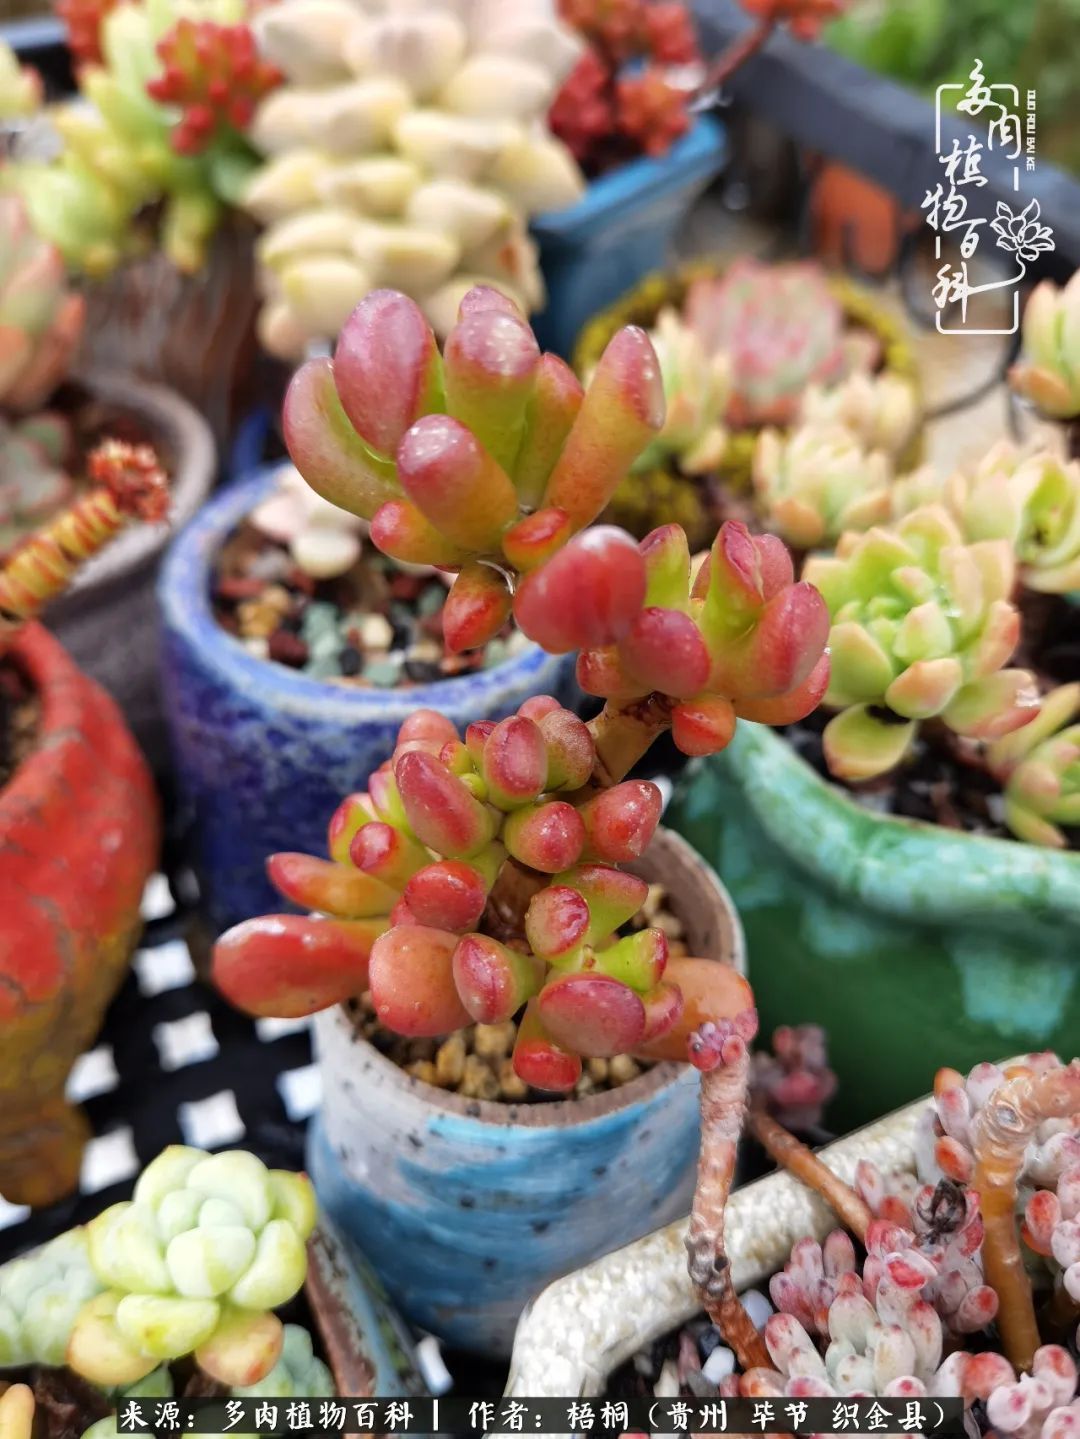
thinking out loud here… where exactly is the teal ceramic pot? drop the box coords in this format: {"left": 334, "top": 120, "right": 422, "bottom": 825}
{"left": 666, "top": 722, "right": 1080, "bottom": 1132}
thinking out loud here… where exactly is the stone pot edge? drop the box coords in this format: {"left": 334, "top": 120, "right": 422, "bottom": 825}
{"left": 703, "top": 721, "right": 1080, "bottom": 926}
{"left": 45, "top": 372, "right": 216, "bottom": 607}
{"left": 315, "top": 826, "right": 746, "bottom": 1133}
{"left": 157, "top": 465, "right": 570, "bottom": 725}
{"left": 503, "top": 1097, "right": 924, "bottom": 1403}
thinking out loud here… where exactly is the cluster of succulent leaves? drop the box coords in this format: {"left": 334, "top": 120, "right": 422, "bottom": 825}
{"left": 3, "top": 0, "right": 273, "bottom": 276}
{"left": 213, "top": 281, "right": 822, "bottom": 1085}
{"left": 0, "top": 1147, "right": 315, "bottom": 1393}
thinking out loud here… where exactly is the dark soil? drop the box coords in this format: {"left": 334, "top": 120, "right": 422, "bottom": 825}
{"left": 0, "top": 660, "right": 40, "bottom": 792}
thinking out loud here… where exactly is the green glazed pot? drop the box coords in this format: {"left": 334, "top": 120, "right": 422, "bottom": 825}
{"left": 666, "top": 722, "right": 1080, "bottom": 1132}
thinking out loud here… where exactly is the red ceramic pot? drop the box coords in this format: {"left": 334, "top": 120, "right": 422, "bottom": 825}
{"left": 0, "top": 624, "right": 159, "bottom": 1207}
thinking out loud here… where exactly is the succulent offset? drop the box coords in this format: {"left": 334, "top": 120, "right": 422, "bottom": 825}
{"left": 3, "top": 0, "right": 270, "bottom": 276}
{"left": 799, "top": 371, "right": 919, "bottom": 462}
{"left": 0, "top": 195, "right": 86, "bottom": 415}
{"left": 988, "top": 685, "right": 1080, "bottom": 849}
{"left": 213, "top": 283, "right": 825, "bottom": 1091}
{"left": 242, "top": 0, "right": 584, "bottom": 357}
{"left": 804, "top": 505, "right": 1038, "bottom": 782}
{"left": 635, "top": 305, "right": 729, "bottom": 476}
{"left": 753, "top": 422, "right": 892, "bottom": 550}
{"left": 1010, "top": 273, "right": 1080, "bottom": 421}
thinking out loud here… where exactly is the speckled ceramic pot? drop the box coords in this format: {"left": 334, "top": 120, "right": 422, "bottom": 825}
{"left": 306, "top": 829, "right": 745, "bottom": 1357}
{"left": 504, "top": 1096, "right": 923, "bottom": 1400}
{"left": 665, "top": 722, "right": 1080, "bottom": 1132}
{"left": 158, "top": 468, "right": 575, "bottom": 936}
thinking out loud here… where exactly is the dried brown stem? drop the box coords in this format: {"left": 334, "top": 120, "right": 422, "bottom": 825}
{"left": 697, "top": 16, "right": 774, "bottom": 95}
{"left": 686, "top": 1031, "right": 771, "bottom": 1370}
{"left": 972, "top": 1060, "right": 1080, "bottom": 1372}
{"left": 749, "top": 1101, "right": 871, "bottom": 1243}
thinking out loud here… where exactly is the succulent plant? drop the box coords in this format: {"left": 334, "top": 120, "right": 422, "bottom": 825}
{"left": 0, "top": 42, "right": 41, "bottom": 121}
{"left": 64, "top": 1145, "right": 316, "bottom": 1389}
{"left": 242, "top": 0, "right": 584, "bottom": 359}
{"left": 550, "top": 0, "right": 701, "bottom": 174}
{"left": 988, "top": 684, "right": 1080, "bottom": 849}
{"left": 1010, "top": 273, "right": 1080, "bottom": 422}
{"left": 3, "top": 0, "right": 268, "bottom": 277}
{"left": 0, "top": 1386, "right": 33, "bottom": 1439}
{"left": 736, "top": 0, "right": 848, "bottom": 43}
{"left": 750, "top": 1024, "right": 836, "bottom": 1132}
{"left": 753, "top": 422, "right": 892, "bottom": 550}
{"left": 55, "top": 0, "right": 121, "bottom": 69}
{"left": 0, "top": 194, "right": 86, "bottom": 415}
{"left": 0, "top": 1229, "right": 103, "bottom": 1369}
{"left": 804, "top": 505, "right": 1039, "bottom": 782}
{"left": 684, "top": 260, "right": 850, "bottom": 430}
{"left": 799, "top": 371, "right": 920, "bottom": 462}
{"left": 249, "top": 463, "right": 365, "bottom": 580}
{"left": 634, "top": 306, "right": 728, "bottom": 476}
{"left": 0, "top": 416, "right": 74, "bottom": 557}
{"left": 213, "top": 284, "right": 826, "bottom": 1094}
{"left": 0, "top": 439, "right": 168, "bottom": 632}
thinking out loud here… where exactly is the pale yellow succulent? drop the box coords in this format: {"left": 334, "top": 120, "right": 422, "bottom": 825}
{"left": 0, "top": 41, "right": 40, "bottom": 122}
{"left": 245, "top": 0, "right": 585, "bottom": 357}
{"left": 800, "top": 371, "right": 919, "bottom": 462}
{"left": 753, "top": 422, "right": 892, "bottom": 550}
{"left": 0, "top": 1385, "right": 34, "bottom": 1439}
{"left": 1010, "top": 271, "right": 1080, "bottom": 420}
{"left": 636, "top": 305, "right": 728, "bottom": 475}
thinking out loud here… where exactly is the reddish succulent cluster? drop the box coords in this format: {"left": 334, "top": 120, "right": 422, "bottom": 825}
{"left": 751, "top": 1024, "right": 836, "bottom": 1131}
{"left": 550, "top": 0, "right": 701, "bottom": 173}
{"left": 146, "top": 17, "right": 281, "bottom": 155}
{"left": 54, "top": 0, "right": 119, "bottom": 68}
{"left": 736, "top": 0, "right": 847, "bottom": 42}
{"left": 88, "top": 440, "right": 170, "bottom": 523}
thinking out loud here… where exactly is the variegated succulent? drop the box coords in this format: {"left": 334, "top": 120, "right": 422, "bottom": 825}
{"left": 243, "top": 0, "right": 585, "bottom": 357}
{"left": 804, "top": 506, "right": 1039, "bottom": 782}
{"left": 1010, "top": 273, "right": 1080, "bottom": 422}
{"left": 799, "top": 371, "right": 919, "bottom": 463}
{"left": 753, "top": 422, "right": 892, "bottom": 551}
{"left": 988, "top": 684, "right": 1080, "bottom": 849}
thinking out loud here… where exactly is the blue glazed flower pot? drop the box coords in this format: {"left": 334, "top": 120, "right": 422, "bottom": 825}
{"left": 158, "top": 467, "right": 574, "bottom": 934}
{"left": 529, "top": 114, "right": 727, "bottom": 358}
{"left": 305, "top": 829, "right": 746, "bottom": 1357}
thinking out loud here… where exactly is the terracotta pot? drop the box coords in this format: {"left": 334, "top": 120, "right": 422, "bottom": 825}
{"left": 0, "top": 624, "right": 158, "bottom": 1208}
{"left": 43, "top": 373, "right": 215, "bottom": 771}
{"left": 504, "top": 1096, "right": 923, "bottom": 1398}
{"left": 806, "top": 161, "right": 911, "bottom": 277}
{"left": 307, "top": 828, "right": 745, "bottom": 1356}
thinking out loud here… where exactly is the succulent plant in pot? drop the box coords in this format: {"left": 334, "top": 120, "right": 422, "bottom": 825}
{"left": 0, "top": 1144, "right": 423, "bottom": 1432}
{"left": 0, "top": 440, "right": 168, "bottom": 1206}
{"left": 239, "top": 0, "right": 584, "bottom": 361}
{"left": 203, "top": 282, "right": 833, "bottom": 1351}
{"left": 666, "top": 277, "right": 1080, "bottom": 1131}
{"left": 0, "top": 192, "right": 214, "bottom": 765}
{"left": 574, "top": 258, "right": 921, "bottom": 545}
{"left": 506, "top": 1044, "right": 1080, "bottom": 1430}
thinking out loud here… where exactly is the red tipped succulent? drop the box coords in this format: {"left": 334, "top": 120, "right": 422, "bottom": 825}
{"left": 146, "top": 17, "right": 281, "bottom": 156}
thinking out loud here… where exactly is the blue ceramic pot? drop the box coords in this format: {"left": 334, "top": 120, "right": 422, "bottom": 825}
{"left": 158, "top": 467, "right": 574, "bottom": 934}
{"left": 530, "top": 114, "right": 727, "bottom": 358}
{"left": 305, "top": 829, "right": 746, "bottom": 1357}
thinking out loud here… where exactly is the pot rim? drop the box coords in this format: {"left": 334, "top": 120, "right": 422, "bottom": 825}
{"left": 318, "top": 828, "right": 746, "bottom": 1129}
{"left": 504, "top": 1091, "right": 926, "bottom": 1401}
{"left": 1, "top": 622, "right": 97, "bottom": 808}
{"left": 703, "top": 720, "right": 1080, "bottom": 925}
{"left": 158, "top": 465, "right": 569, "bottom": 721}
{"left": 44, "top": 372, "right": 215, "bottom": 604}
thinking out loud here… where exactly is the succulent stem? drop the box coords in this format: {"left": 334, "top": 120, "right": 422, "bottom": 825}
{"left": 971, "top": 1061, "right": 1080, "bottom": 1372}
{"left": 697, "top": 15, "right": 773, "bottom": 94}
{"left": 748, "top": 1100, "right": 872, "bottom": 1243}
{"left": 685, "top": 1014, "right": 771, "bottom": 1371}
{"left": 587, "top": 693, "right": 676, "bottom": 790}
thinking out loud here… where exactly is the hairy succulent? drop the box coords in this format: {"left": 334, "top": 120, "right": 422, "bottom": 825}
{"left": 634, "top": 306, "right": 728, "bottom": 476}
{"left": 753, "top": 422, "right": 892, "bottom": 550}
{"left": 804, "top": 505, "right": 1038, "bottom": 782}
{"left": 1010, "top": 273, "right": 1080, "bottom": 421}
{"left": 0, "top": 195, "right": 86, "bottom": 414}
{"left": 550, "top": 0, "right": 701, "bottom": 174}
{"left": 3, "top": 0, "right": 266, "bottom": 276}
{"left": 799, "top": 371, "right": 919, "bottom": 462}
{"left": 65, "top": 1146, "right": 316, "bottom": 1389}
{"left": 684, "top": 260, "right": 849, "bottom": 429}
{"left": 243, "top": 0, "right": 583, "bottom": 358}
{"left": 988, "top": 685, "right": 1080, "bottom": 849}
{"left": 249, "top": 463, "right": 364, "bottom": 580}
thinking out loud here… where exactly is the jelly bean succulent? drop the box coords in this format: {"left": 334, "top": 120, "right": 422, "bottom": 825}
{"left": 1010, "top": 272, "right": 1080, "bottom": 422}
{"left": 0, "top": 1387, "right": 33, "bottom": 1439}
{"left": 242, "top": 0, "right": 583, "bottom": 358}
{"left": 214, "top": 284, "right": 832, "bottom": 1345}
{"left": 4, "top": 0, "right": 273, "bottom": 276}
{"left": 550, "top": 0, "right": 703, "bottom": 175}
{"left": 249, "top": 463, "right": 365, "bottom": 581}
{"left": 803, "top": 505, "right": 1038, "bottom": 782}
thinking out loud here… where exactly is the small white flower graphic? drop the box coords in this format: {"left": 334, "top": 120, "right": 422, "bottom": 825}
{"left": 991, "top": 198, "right": 1055, "bottom": 262}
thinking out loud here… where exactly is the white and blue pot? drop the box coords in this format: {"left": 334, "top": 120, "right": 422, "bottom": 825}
{"left": 158, "top": 467, "right": 574, "bottom": 935}
{"left": 306, "top": 828, "right": 745, "bottom": 1357}
{"left": 530, "top": 113, "right": 727, "bottom": 358}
